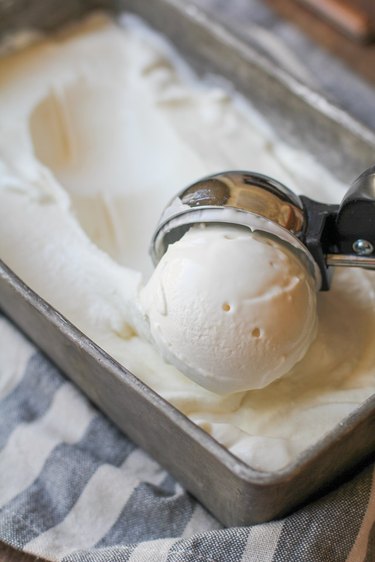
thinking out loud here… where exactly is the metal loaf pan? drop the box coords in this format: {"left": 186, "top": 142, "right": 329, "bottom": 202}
{"left": 1, "top": 0, "right": 375, "bottom": 527}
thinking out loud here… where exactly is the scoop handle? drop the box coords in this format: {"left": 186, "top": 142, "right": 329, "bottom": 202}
{"left": 336, "top": 165, "right": 375, "bottom": 253}
{"left": 301, "top": 165, "right": 375, "bottom": 290}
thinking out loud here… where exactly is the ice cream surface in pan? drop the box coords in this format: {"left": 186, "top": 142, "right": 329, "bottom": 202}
{"left": 0, "top": 13, "right": 374, "bottom": 471}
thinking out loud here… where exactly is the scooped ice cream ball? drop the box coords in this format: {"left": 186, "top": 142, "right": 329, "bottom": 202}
{"left": 140, "top": 224, "right": 318, "bottom": 394}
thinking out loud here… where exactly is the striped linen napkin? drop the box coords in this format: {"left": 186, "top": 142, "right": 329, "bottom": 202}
{"left": 0, "top": 312, "right": 374, "bottom": 562}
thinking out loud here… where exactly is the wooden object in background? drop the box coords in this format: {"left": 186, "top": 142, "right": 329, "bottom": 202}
{"left": 297, "top": 0, "right": 375, "bottom": 41}
{"left": 267, "top": 0, "right": 375, "bottom": 85}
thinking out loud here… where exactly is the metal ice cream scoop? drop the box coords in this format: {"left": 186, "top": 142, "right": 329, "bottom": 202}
{"left": 151, "top": 166, "right": 375, "bottom": 290}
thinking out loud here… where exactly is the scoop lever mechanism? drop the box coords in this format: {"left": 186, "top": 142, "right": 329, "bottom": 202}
{"left": 302, "top": 165, "right": 375, "bottom": 289}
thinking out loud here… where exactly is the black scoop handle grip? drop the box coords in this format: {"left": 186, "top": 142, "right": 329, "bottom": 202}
{"left": 301, "top": 165, "right": 375, "bottom": 290}
{"left": 336, "top": 165, "right": 375, "bottom": 253}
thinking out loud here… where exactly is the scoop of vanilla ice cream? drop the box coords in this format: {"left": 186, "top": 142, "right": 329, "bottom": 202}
{"left": 140, "top": 224, "right": 318, "bottom": 394}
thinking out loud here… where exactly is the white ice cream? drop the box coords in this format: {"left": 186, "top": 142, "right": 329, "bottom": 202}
{"left": 0, "top": 14, "right": 374, "bottom": 472}
{"left": 140, "top": 225, "right": 318, "bottom": 393}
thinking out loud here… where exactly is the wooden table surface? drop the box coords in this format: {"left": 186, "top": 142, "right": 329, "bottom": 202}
{"left": 0, "top": 543, "right": 39, "bottom": 562}
{"left": 1, "top": 1, "right": 374, "bottom": 560}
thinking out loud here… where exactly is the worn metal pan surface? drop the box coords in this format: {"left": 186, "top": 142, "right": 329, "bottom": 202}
{"left": 0, "top": 0, "right": 374, "bottom": 526}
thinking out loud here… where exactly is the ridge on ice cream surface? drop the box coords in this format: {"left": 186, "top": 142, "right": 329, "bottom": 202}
{"left": 0, "top": 13, "right": 374, "bottom": 471}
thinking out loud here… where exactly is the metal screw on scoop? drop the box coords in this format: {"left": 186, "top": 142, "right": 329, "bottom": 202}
{"left": 353, "top": 239, "right": 374, "bottom": 256}
{"left": 150, "top": 165, "right": 375, "bottom": 291}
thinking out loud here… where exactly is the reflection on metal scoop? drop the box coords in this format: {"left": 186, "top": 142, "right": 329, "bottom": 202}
{"left": 151, "top": 166, "right": 375, "bottom": 290}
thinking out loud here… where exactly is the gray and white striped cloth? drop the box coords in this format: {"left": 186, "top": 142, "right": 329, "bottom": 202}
{"left": 0, "top": 312, "right": 374, "bottom": 562}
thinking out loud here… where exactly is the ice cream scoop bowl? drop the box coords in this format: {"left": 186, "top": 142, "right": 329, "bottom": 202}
{"left": 144, "top": 166, "right": 375, "bottom": 393}
{"left": 151, "top": 166, "right": 375, "bottom": 291}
